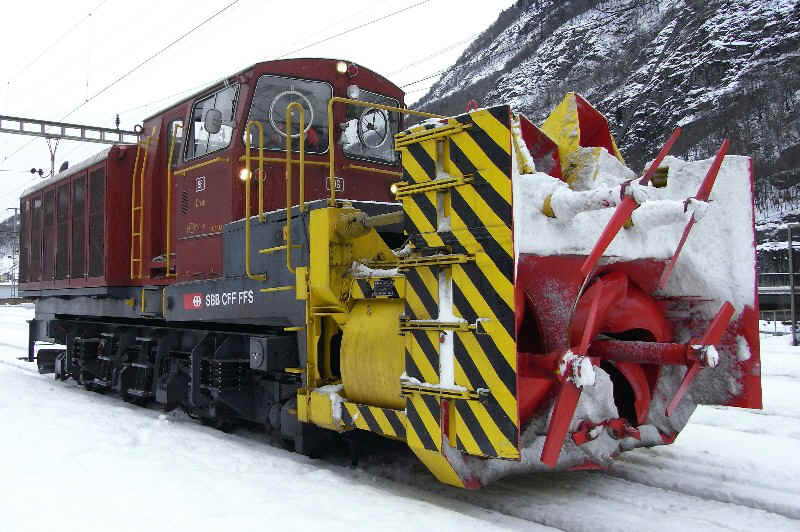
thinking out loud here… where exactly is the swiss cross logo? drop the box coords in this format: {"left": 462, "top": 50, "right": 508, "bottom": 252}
{"left": 183, "top": 293, "right": 204, "bottom": 310}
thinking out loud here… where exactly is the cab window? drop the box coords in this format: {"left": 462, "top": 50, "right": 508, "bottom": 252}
{"left": 166, "top": 119, "right": 184, "bottom": 168}
{"left": 341, "top": 89, "right": 399, "bottom": 165}
{"left": 185, "top": 84, "right": 238, "bottom": 160}
{"left": 245, "top": 75, "right": 332, "bottom": 154}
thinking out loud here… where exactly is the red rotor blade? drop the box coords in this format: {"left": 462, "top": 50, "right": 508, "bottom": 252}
{"left": 577, "top": 291, "right": 602, "bottom": 354}
{"left": 696, "top": 139, "right": 730, "bottom": 201}
{"left": 698, "top": 301, "right": 735, "bottom": 346}
{"left": 665, "top": 301, "right": 735, "bottom": 417}
{"left": 580, "top": 129, "right": 682, "bottom": 278}
{"left": 541, "top": 381, "right": 582, "bottom": 467}
{"left": 657, "top": 140, "right": 729, "bottom": 289}
{"left": 580, "top": 197, "right": 637, "bottom": 277}
{"left": 639, "top": 128, "right": 682, "bottom": 186}
{"left": 665, "top": 361, "right": 702, "bottom": 417}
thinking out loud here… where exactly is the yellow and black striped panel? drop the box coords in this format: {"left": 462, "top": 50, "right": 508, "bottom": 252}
{"left": 452, "top": 397, "right": 519, "bottom": 458}
{"left": 399, "top": 129, "right": 446, "bottom": 250}
{"left": 398, "top": 105, "right": 520, "bottom": 459}
{"left": 445, "top": 106, "right": 513, "bottom": 182}
{"left": 402, "top": 192, "right": 446, "bottom": 250}
{"left": 444, "top": 106, "right": 519, "bottom": 458}
{"left": 340, "top": 402, "right": 407, "bottom": 440}
{"left": 404, "top": 266, "right": 438, "bottom": 320}
{"left": 405, "top": 393, "right": 442, "bottom": 452}
{"left": 401, "top": 137, "right": 437, "bottom": 184}
{"left": 405, "top": 329, "right": 440, "bottom": 385}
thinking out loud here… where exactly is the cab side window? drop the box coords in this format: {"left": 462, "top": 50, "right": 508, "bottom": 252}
{"left": 166, "top": 119, "right": 184, "bottom": 168}
{"left": 185, "top": 85, "right": 238, "bottom": 160}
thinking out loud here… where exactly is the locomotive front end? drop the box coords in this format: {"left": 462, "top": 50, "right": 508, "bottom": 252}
{"left": 317, "top": 95, "right": 761, "bottom": 488}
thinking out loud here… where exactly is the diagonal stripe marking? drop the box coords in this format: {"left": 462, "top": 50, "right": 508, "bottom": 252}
{"left": 456, "top": 399, "right": 496, "bottom": 456}
{"left": 406, "top": 400, "right": 437, "bottom": 451}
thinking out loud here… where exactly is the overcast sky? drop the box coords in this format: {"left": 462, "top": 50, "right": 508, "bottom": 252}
{"left": 0, "top": 0, "right": 515, "bottom": 214}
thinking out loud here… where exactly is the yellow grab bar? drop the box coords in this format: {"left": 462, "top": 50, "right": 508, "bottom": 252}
{"left": 173, "top": 156, "right": 229, "bottom": 176}
{"left": 244, "top": 120, "right": 266, "bottom": 281}
{"left": 284, "top": 102, "right": 306, "bottom": 274}
{"left": 165, "top": 122, "right": 180, "bottom": 278}
{"left": 129, "top": 140, "right": 143, "bottom": 279}
{"left": 326, "top": 97, "right": 444, "bottom": 205}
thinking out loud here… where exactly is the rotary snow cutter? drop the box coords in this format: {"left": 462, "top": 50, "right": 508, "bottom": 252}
{"left": 295, "top": 93, "right": 760, "bottom": 488}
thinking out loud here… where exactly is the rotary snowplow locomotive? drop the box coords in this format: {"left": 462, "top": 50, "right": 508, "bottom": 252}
{"left": 19, "top": 58, "right": 761, "bottom": 488}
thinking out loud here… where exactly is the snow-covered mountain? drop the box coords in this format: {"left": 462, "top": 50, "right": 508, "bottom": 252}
{"left": 413, "top": 0, "right": 800, "bottom": 266}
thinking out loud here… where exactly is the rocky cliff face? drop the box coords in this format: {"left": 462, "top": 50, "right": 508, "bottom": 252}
{"left": 414, "top": 0, "right": 800, "bottom": 249}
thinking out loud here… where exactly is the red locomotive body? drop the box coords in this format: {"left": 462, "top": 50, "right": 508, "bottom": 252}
{"left": 18, "top": 58, "right": 404, "bottom": 289}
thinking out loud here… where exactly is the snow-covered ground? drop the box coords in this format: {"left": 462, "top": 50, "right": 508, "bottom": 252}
{"left": 1, "top": 304, "right": 799, "bottom": 531}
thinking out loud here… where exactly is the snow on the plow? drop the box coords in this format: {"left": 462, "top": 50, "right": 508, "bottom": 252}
{"left": 1, "top": 305, "right": 799, "bottom": 531}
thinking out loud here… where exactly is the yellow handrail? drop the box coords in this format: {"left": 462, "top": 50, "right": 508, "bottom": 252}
{"left": 129, "top": 140, "right": 143, "bottom": 279}
{"left": 244, "top": 120, "right": 267, "bottom": 281}
{"left": 129, "top": 133, "right": 152, "bottom": 279}
{"left": 138, "top": 134, "right": 150, "bottom": 279}
{"left": 173, "top": 156, "right": 229, "bottom": 176}
{"left": 284, "top": 102, "right": 306, "bottom": 274}
{"left": 237, "top": 154, "right": 330, "bottom": 167}
{"left": 165, "top": 122, "right": 180, "bottom": 278}
{"left": 326, "top": 97, "right": 444, "bottom": 205}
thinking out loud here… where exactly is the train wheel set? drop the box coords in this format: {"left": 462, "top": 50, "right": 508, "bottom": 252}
{"left": 19, "top": 59, "right": 760, "bottom": 488}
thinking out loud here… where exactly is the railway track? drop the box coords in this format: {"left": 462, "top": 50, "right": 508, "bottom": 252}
{"left": 2, "top": 305, "right": 798, "bottom": 532}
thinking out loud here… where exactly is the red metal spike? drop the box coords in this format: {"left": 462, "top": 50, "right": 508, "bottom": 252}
{"left": 579, "top": 197, "right": 638, "bottom": 277}
{"left": 665, "top": 301, "right": 735, "bottom": 417}
{"left": 580, "top": 128, "right": 682, "bottom": 277}
{"left": 577, "top": 291, "right": 601, "bottom": 354}
{"left": 541, "top": 380, "right": 582, "bottom": 467}
{"left": 657, "top": 140, "right": 729, "bottom": 290}
{"left": 639, "top": 128, "right": 682, "bottom": 186}
{"left": 698, "top": 300, "right": 735, "bottom": 345}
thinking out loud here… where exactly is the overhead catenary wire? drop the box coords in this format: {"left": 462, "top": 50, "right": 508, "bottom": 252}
{"left": 60, "top": 0, "right": 241, "bottom": 121}
{"left": 387, "top": 32, "right": 479, "bottom": 76}
{"left": 1, "top": 0, "right": 241, "bottom": 166}
{"left": 115, "top": 0, "right": 441, "bottom": 119}
{"left": 396, "top": 3, "right": 643, "bottom": 100}
{"left": 276, "top": 0, "right": 434, "bottom": 59}
{"left": 4, "top": 0, "right": 110, "bottom": 89}
{"left": 5, "top": 0, "right": 440, "bottom": 171}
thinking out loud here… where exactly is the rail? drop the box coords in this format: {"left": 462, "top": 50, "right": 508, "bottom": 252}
{"left": 173, "top": 156, "right": 229, "bottom": 176}
{"left": 129, "top": 132, "right": 152, "bottom": 279}
{"left": 282, "top": 102, "right": 305, "bottom": 275}
{"left": 164, "top": 122, "right": 181, "bottom": 278}
{"left": 325, "top": 97, "right": 444, "bottom": 205}
{"left": 244, "top": 121, "right": 267, "bottom": 281}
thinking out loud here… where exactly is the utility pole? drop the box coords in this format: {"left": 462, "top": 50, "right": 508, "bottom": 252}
{"left": 6, "top": 207, "right": 18, "bottom": 299}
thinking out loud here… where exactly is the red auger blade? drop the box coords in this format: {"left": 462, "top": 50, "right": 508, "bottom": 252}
{"left": 541, "top": 381, "right": 582, "bottom": 467}
{"left": 577, "top": 292, "right": 602, "bottom": 354}
{"left": 665, "top": 301, "right": 735, "bottom": 417}
{"left": 699, "top": 301, "right": 735, "bottom": 345}
{"left": 580, "top": 197, "right": 637, "bottom": 277}
{"left": 657, "top": 140, "right": 729, "bottom": 290}
{"left": 541, "top": 285, "right": 606, "bottom": 467}
{"left": 580, "top": 128, "right": 682, "bottom": 278}
{"left": 640, "top": 128, "right": 682, "bottom": 186}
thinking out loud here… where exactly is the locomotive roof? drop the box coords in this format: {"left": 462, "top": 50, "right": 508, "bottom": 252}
{"left": 21, "top": 147, "right": 111, "bottom": 198}
{"left": 141, "top": 58, "right": 402, "bottom": 122}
